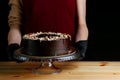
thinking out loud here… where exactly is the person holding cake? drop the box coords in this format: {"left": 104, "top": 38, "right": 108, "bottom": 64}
{"left": 7, "top": 0, "right": 89, "bottom": 61}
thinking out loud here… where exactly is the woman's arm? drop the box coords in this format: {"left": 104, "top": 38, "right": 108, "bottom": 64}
{"left": 7, "top": 0, "right": 24, "bottom": 60}
{"left": 75, "top": 0, "right": 88, "bottom": 42}
{"left": 8, "top": 0, "right": 23, "bottom": 45}
{"left": 74, "top": 0, "right": 88, "bottom": 59}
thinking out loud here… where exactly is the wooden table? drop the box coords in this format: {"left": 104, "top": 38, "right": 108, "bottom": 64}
{"left": 0, "top": 61, "right": 120, "bottom": 80}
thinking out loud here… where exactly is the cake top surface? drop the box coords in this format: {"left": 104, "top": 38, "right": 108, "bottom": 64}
{"left": 23, "top": 32, "right": 71, "bottom": 41}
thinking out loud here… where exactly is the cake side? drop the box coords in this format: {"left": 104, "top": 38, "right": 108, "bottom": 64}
{"left": 21, "top": 32, "right": 71, "bottom": 56}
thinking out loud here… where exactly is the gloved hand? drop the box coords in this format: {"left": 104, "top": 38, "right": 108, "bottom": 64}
{"left": 73, "top": 40, "right": 88, "bottom": 60}
{"left": 7, "top": 43, "right": 23, "bottom": 63}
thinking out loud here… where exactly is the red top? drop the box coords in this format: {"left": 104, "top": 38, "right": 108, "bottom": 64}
{"left": 22, "top": 0, "right": 77, "bottom": 42}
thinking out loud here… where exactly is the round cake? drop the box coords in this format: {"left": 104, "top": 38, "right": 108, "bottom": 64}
{"left": 21, "top": 32, "right": 71, "bottom": 56}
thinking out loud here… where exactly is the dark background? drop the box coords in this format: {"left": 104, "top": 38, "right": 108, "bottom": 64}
{"left": 85, "top": 0, "right": 120, "bottom": 60}
{"left": 0, "top": 0, "right": 120, "bottom": 61}
{"left": 0, "top": 0, "right": 9, "bottom": 61}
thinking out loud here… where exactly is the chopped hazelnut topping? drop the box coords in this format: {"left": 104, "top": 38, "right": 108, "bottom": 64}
{"left": 23, "top": 32, "right": 71, "bottom": 41}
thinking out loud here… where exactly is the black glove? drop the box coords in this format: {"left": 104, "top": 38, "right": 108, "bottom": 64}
{"left": 73, "top": 40, "right": 88, "bottom": 60}
{"left": 7, "top": 43, "right": 23, "bottom": 63}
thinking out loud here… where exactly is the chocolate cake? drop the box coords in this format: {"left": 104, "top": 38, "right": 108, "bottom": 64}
{"left": 21, "top": 32, "right": 71, "bottom": 56}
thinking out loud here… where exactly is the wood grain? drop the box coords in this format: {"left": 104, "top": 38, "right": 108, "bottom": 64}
{"left": 0, "top": 61, "right": 120, "bottom": 80}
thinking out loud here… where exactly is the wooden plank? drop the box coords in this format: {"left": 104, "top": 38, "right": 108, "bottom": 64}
{"left": 0, "top": 61, "right": 120, "bottom": 80}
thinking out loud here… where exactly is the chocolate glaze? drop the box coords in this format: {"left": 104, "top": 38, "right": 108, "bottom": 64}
{"left": 21, "top": 38, "right": 70, "bottom": 56}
